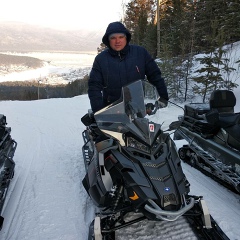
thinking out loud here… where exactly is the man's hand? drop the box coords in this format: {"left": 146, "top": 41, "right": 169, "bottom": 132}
{"left": 157, "top": 97, "right": 168, "bottom": 108}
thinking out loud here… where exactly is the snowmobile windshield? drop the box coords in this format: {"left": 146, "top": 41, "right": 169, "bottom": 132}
{"left": 94, "top": 80, "right": 146, "bottom": 131}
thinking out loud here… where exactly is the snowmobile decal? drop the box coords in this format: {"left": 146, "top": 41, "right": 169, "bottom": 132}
{"left": 149, "top": 123, "right": 154, "bottom": 132}
{"left": 129, "top": 191, "right": 139, "bottom": 200}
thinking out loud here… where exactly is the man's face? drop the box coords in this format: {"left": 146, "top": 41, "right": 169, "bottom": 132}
{"left": 109, "top": 33, "right": 127, "bottom": 51}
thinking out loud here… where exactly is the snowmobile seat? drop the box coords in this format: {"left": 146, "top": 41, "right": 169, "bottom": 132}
{"left": 208, "top": 90, "right": 239, "bottom": 127}
{"left": 207, "top": 90, "right": 240, "bottom": 147}
{"left": 209, "top": 90, "right": 236, "bottom": 113}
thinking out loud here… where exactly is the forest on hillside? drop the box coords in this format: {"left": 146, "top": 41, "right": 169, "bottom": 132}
{"left": 0, "top": 76, "right": 89, "bottom": 101}
{"left": 120, "top": 0, "right": 240, "bottom": 102}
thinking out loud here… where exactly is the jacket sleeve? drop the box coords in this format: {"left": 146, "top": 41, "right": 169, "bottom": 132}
{"left": 88, "top": 58, "right": 105, "bottom": 113}
{"left": 144, "top": 50, "right": 169, "bottom": 101}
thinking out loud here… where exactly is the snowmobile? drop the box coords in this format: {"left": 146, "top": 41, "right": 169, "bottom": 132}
{"left": 0, "top": 114, "right": 17, "bottom": 229}
{"left": 174, "top": 89, "right": 240, "bottom": 194}
{"left": 81, "top": 80, "right": 229, "bottom": 240}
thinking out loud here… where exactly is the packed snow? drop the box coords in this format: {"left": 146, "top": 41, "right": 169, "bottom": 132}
{"left": 0, "top": 44, "right": 240, "bottom": 239}
{"left": 0, "top": 93, "right": 240, "bottom": 240}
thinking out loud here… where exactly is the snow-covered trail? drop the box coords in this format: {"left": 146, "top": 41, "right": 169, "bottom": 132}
{"left": 0, "top": 97, "right": 93, "bottom": 240}
{"left": 181, "top": 158, "right": 240, "bottom": 240}
{"left": 0, "top": 95, "right": 239, "bottom": 240}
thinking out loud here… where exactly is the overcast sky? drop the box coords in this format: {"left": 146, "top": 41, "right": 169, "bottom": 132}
{"left": 0, "top": 0, "right": 129, "bottom": 32}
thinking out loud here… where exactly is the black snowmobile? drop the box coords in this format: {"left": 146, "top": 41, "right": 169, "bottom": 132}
{"left": 81, "top": 80, "right": 229, "bottom": 240}
{"left": 174, "top": 89, "right": 240, "bottom": 193}
{"left": 0, "top": 114, "right": 17, "bottom": 229}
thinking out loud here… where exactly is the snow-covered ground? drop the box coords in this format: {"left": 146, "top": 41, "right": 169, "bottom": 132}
{"left": 0, "top": 94, "right": 239, "bottom": 240}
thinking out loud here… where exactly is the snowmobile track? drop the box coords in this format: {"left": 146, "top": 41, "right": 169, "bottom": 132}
{"left": 178, "top": 143, "right": 240, "bottom": 195}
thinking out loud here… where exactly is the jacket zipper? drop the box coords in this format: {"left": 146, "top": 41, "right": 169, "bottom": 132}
{"left": 118, "top": 51, "right": 122, "bottom": 60}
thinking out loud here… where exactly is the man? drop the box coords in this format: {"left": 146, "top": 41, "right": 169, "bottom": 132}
{"left": 88, "top": 21, "right": 169, "bottom": 113}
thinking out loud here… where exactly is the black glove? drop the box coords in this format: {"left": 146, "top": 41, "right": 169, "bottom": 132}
{"left": 157, "top": 97, "right": 168, "bottom": 108}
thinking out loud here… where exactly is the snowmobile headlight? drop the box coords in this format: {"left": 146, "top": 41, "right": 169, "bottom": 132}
{"left": 126, "top": 136, "right": 150, "bottom": 153}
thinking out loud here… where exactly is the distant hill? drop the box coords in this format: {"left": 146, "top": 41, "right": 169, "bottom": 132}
{"left": 0, "top": 53, "right": 44, "bottom": 68}
{"left": 0, "top": 52, "right": 46, "bottom": 75}
{"left": 0, "top": 21, "right": 102, "bottom": 52}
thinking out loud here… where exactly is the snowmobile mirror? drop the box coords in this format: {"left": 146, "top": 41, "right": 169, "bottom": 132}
{"left": 81, "top": 112, "right": 95, "bottom": 126}
{"left": 145, "top": 103, "right": 155, "bottom": 115}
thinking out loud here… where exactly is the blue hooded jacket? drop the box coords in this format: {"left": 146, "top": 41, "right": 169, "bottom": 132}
{"left": 88, "top": 22, "right": 169, "bottom": 113}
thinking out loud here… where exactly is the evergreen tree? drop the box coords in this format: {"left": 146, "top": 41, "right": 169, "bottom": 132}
{"left": 156, "top": 0, "right": 196, "bottom": 100}
{"left": 224, "top": 0, "right": 240, "bottom": 43}
{"left": 192, "top": 2, "right": 238, "bottom": 99}
{"left": 192, "top": 50, "right": 226, "bottom": 102}
{"left": 142, "top": 19, "right": 157, "bottom": 57}
{"left": 124, "top": 0, "right": 157, "bottom": 57}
